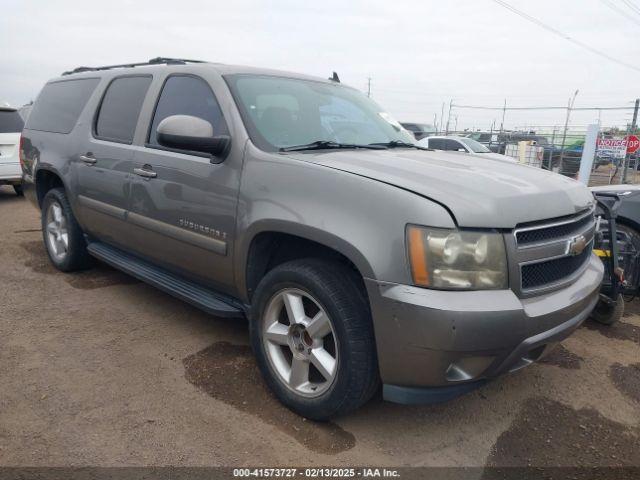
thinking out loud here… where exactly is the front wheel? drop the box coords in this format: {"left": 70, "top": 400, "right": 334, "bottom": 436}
{"left": 591, "top": 293, "right": 624, "bottom": 325}
{"left": 250, "top": 259, "right": 379, "bottom": 420}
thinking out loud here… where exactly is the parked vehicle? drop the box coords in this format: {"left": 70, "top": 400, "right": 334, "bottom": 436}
{"left": 21, "top": 58, "right": 603, "bottom": 419}
{"left": 0, "top": 105, "right": 25, "bottom": 196}
{"left": 417, "top": 135, "right": 516, "bottom": 162}
{"left": 467, "top": 131, "right": 582, "bottom": 176}
{"left": 18, "top": 104, "right": 33, "bottom": 123}
{"left": 591, "top": 185, "right": 640, "bottom": 302}
{"left": 467, "top": 131, "right": 549, "bottom": 154}
{"left": 400, "top": 122, "right": 436, "bottom": 140}
{"left": 589, "top": 192, "right": 631, "bottom": 325}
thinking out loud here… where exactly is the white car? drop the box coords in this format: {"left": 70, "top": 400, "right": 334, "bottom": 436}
{"left": 0, "top": 106, "right": 24, "bottom": 196}
{"left": 417, "top": 135, "right": 516, "bottom": 162}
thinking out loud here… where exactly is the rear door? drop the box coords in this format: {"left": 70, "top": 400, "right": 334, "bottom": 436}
{"left": 127, "top": 73, "right": 240, "bottom": 292}
{"left": 75, "top": 75, "right": 152, "bottom": 247}
{"left": 0, "top": 109, "right": 24, "bottom": 182}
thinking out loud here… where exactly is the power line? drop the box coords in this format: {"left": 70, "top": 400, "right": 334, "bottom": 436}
{"left": 452, "top": 103, "right": 635, "bottom": 111}
{"left": 491, "top": 0, "right": 640, "bottom": 73}
{"left": 621, "top": 0, "right": 640, "bottom": 15}
{"left": 600, "top": 0, "right": 640, "bottom": 25}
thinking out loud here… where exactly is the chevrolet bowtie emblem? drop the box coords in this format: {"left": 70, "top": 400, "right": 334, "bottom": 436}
{"left": 567, "top": 234, "right": 587, "bottom": 256}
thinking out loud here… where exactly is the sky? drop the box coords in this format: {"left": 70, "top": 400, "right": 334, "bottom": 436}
{"left": 2, "top": 0, "right": 639, "bottom": 132}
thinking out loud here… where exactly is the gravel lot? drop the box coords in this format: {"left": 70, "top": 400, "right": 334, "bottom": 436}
{"left": 1, "top": 185, "right": 639, "bottom": 468}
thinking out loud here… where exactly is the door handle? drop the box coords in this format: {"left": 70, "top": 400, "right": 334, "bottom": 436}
{"left": 133, "top": 167, "right": 157, "bottom": 178}
{"left": 79, "top": 154, "right": 97, "bottom": 165}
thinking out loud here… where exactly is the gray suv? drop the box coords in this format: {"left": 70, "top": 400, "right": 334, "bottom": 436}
{"left": 20, "top": 58, "right": 603, "bottom": 419}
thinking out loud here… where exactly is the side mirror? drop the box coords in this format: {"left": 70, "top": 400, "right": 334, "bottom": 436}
{"left": 157, "top": 114, "right": 230, "bottom": 158}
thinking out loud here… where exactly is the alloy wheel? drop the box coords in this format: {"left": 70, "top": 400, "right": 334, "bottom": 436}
{"left": 45, "top": 201, "right": 69, "bottom": 261}
{"left": 262, "top": 288, "right": 339, "bottom": 397}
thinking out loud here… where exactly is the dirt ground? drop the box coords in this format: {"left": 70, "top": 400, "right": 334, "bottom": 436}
{"left": 1, "top": 185, "right": 639, "bottom": 468}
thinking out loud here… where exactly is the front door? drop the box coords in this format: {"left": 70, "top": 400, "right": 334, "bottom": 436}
{"left": 127, "top": 74, "right": 240, "bottom": 293}
{"left": 75, "top": 75, "right": 153, "bottom": 249}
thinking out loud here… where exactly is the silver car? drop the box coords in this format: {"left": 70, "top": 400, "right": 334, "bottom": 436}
{"left": 20, "top": 58, "right": 602, "bottom": 419}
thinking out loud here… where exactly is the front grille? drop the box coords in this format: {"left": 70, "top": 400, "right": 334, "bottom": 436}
{"left": 514, "top": 208, "right": 596, "bottom": 292}
{"left": 521, "top": 246, "right": 592, "bottom": 289}
{"left": 516, "top": 212, "right": 594, "bottom": 246}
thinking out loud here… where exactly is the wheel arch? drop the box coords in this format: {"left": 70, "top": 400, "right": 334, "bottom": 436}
{"left": 239, "top": 221, "right": 375, "bottom": 304}
{"left": 34, "top": 167, "right": 67, "bottom": 208}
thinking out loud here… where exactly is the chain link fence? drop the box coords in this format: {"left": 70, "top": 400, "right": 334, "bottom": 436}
{"left": 442, "top": 101, "right": 639, "bottom": 186}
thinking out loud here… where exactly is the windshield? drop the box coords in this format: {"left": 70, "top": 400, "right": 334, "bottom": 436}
{"left": 458, "top": 137, "right": 491, "bottom": 153}
{"left": 225, "top": 75, "right": 415, "bottom": 151}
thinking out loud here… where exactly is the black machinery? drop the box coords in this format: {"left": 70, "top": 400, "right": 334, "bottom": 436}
{"left": 591, "top": 191, "right": 640, "bottom": 324}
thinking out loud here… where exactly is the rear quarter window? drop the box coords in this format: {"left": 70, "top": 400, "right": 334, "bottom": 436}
{"left": 0, "top": 110, "right": 24, "bottom": 133}
{"left": 26, "top": 78, "right": 100, "bottom": 134}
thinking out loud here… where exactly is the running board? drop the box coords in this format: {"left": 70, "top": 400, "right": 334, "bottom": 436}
{"left": 87, "top": 242, "right": 245, "bottom": 318}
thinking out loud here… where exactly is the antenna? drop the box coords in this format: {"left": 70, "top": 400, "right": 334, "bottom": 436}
{"left": 329, "top": 71, "right": 340, "bottom": 83}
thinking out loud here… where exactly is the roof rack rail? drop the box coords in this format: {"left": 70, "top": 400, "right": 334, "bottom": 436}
{"left": 61, "top": 57, "right": 207, "bottom": 76}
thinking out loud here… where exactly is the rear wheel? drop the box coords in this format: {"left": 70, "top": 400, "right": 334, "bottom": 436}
{"left": 250, "top": 259, "right": 379, "bottom": 420}
{"left": 41, "top": 188, "right": 92, "bottom": 272}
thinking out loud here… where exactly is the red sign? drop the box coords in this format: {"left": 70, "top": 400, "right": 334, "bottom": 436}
{"left": 596, "top": 135, "right": 640, "bottom": 156}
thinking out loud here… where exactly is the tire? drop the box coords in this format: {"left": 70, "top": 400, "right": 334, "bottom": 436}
{"left": 41, "top": 187, "right": 93, "bottom": 272}
{"left": 590, "top": 293, "right": 624, "bottom": 325}
{"left": 14, "top": 184, "right": 24, "bottom": 197}
{"left": 250, "top": 259, "right": 379, "bottom": 420}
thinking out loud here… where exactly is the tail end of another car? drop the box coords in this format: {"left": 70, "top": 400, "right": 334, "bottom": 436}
{"left": 18, "top": 130, "right": 40, "bottom": 208}
{"left": 0, "top": 105, "right": 25, "bottom": 196}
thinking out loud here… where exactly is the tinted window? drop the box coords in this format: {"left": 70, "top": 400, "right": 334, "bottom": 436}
{"left": 0, "top": 110, "right": 24, "bottom": 133}
{"left": 149, "top": 75, "right": 227, "bottom": 146}
{"left": 26, "top": 78, "right": 100, "bottom": 134}
{"left": 95, "top": 76, "right": 152, "bottom": 143}
{"left": 445, "top": 139, "right": 464, "bottom": 151}
{"left": 429, "top": 138, "right": 444, "bottom": 149}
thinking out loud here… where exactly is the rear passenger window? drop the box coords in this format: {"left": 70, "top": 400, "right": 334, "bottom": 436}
{"left": 95, "top": 76, "right": 152, "bottom": 143}
{"left": 26, "top": 78, "right": 100, "bottom": 134}
{"left": 148, "top": 75, "right": 227, "bottom": 147}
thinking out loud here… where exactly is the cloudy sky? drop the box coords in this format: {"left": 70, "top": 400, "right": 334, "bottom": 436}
{"left": 2, "top": 0, "right": 639, "bottom": 131}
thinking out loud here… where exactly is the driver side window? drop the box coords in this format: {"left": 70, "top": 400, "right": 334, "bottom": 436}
{"left": 148, "top": 75, "right": 228, "bottom": 147}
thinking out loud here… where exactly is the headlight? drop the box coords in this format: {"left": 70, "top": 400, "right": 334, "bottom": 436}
{"left": 407, "top": 226, "right": 508, "bottom": 290}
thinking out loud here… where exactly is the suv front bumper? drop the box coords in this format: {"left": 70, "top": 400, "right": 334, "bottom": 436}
{"left": 365, "top": 253, "right": 603, "bottom": 404}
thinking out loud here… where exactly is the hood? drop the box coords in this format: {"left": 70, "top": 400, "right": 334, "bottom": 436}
{"left": 290, "top": 148, "right": 594, "bottom": 229}
{"left": 475, "top": 151, "right": 517, "bottom": 163}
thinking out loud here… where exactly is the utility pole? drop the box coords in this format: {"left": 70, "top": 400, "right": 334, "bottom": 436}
{"left": 621, "top": 98, "right": 639, "bottom": 183}
{"left": 499, "top": 99, "right": 507, "bottom": 136}
{"left": 433, "top": 113, "right": 437, "bottom": 131}
{"left": 558, "top": 89, "right": 579, "bottom": 175}
{"left": 367, "top": 77, "right": 371, "bottom": 98}
{"left": 445, "top": 99, "right": 453, "bottom": 135}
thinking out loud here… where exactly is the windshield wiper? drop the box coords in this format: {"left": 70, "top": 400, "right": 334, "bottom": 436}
{"left": 280, "top": 140, "right": 387, "bottom": 152}
{"left": 369, "top": 140, "right": 431, "bottom": 150}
